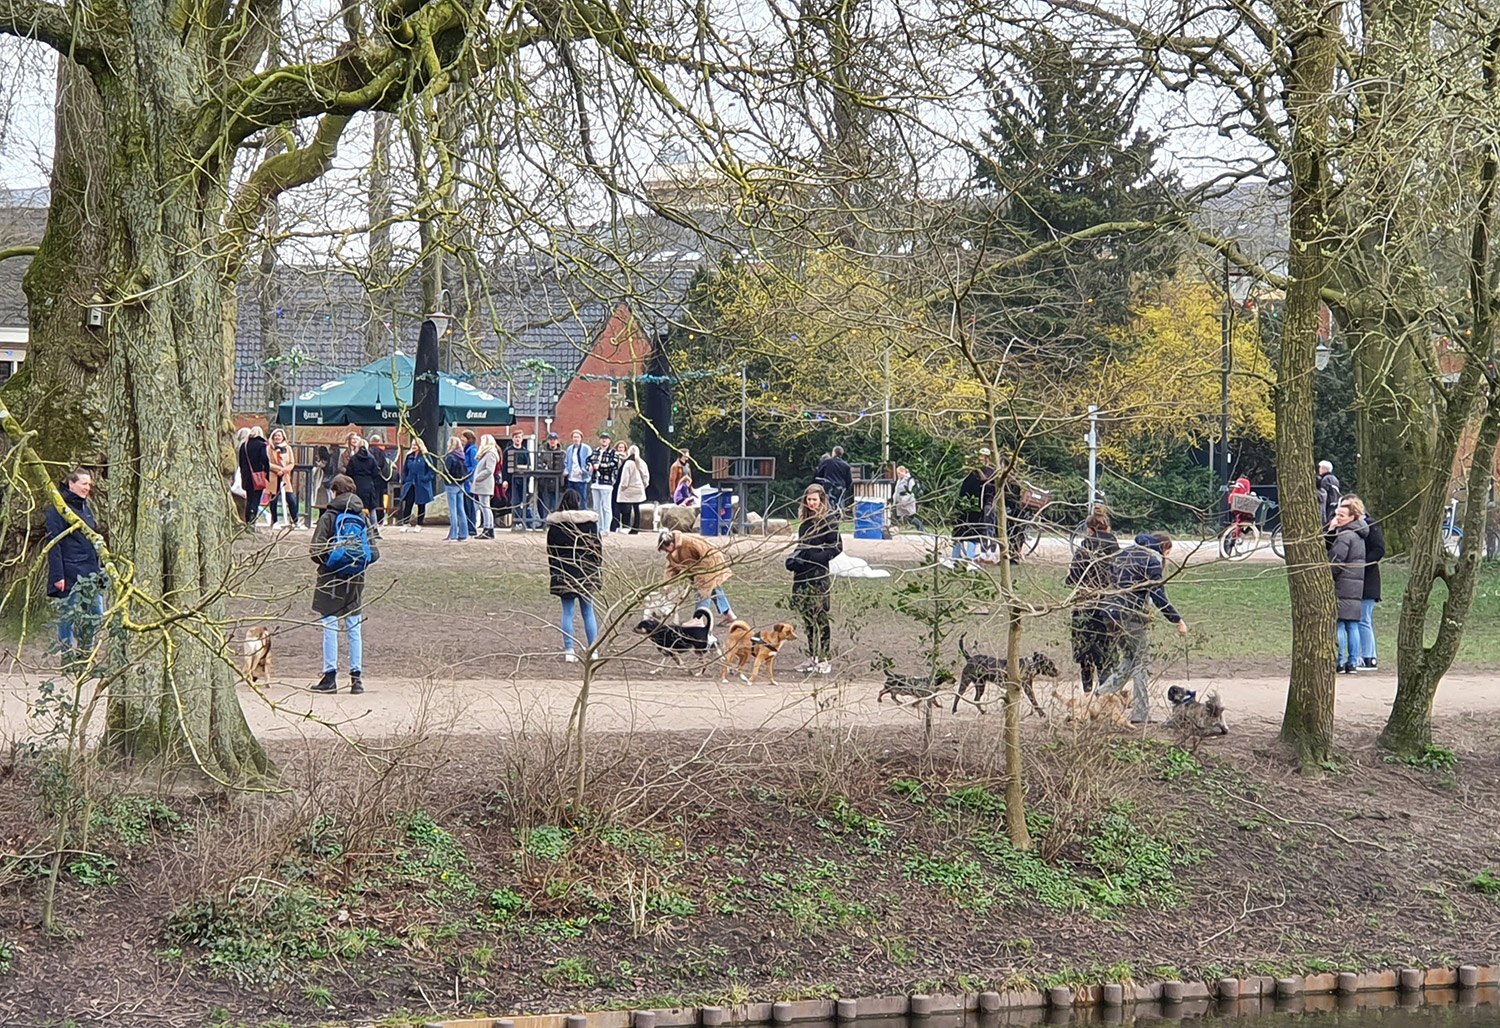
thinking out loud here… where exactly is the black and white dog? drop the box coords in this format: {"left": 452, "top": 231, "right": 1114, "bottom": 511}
{"left": 633, "top": 604, "right": 720, "bottom": 675}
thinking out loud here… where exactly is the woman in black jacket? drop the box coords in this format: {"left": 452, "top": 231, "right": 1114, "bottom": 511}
{"left": 789, "top": 483, "right": 843, "bottom": 674}
{"left": 343, "top": 436, "right": 382, "bottom": 535}
{"left": 1064, "top": 508, "right": 1120, "bottom": 692}
{"left": 545, "top": 488, "right": 602, "bottom": 662}
{"left": 237, "top": 427, "right": 272, "bottom": 525}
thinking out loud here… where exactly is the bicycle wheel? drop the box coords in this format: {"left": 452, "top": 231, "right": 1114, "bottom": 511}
{"left": 1022, "top": 521, "right": 1042, "bottom": 556}
{"left": 1443, "top": 526, "right": 1464, "bottom": 557}
{"left": 1219, "top": 523, "right": 1260, "bottom": 561}
{"left": 1069, "top": 520, "right": 1090, "bottom": 551}
{"left": 1271, "top": 527, "right": 1285, "bottom": 559}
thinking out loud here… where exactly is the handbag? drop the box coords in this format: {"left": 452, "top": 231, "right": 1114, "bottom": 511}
{"left": 250, "top": 470, "right": 269, "bottom": 491}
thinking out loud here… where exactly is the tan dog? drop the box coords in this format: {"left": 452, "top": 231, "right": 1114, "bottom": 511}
{"left": 1054, "top": 687, "right": 1132, "bottom": 725}
{"left": 721, "top": 620, "right": 796, "bottom": 684}
{"left": 243, "top": 626, "right": 272, "bottom": 683}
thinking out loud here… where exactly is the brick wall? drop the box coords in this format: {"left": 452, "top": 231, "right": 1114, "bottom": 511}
{"left": 551, "top": 303, "right": 652, "bottom": 440}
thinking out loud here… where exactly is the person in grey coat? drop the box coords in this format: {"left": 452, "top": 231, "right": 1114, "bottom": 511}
{"left": 1327, "top": 498, "right": 1368, "bottom": 674}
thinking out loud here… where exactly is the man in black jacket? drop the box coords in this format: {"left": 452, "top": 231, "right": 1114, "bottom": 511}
{"left": 46, "top": 468, "right": 105, "bottom": 651}
{"left": 1317, "top": 460, "right": 1341, "bottom": 524}
{"left": 813, "top": 446, "right": 854, "bottom": 518}
{"left": 1096, "top": 532, "right": 1189, "bottom": 723}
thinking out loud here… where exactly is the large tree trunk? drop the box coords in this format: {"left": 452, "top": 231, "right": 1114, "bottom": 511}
{"left": 1381, "top": 45, "right": 1500, "bottom": 754}
{"left": 88, "top": 60, "right": 270, "bottom": 785}
{"left": 1276, "top": 0, "right": 1343, "bottom": 769}
{"left": 1349, "top": 319, "right": 1436, "bottom": 551}
{"left": 3, "top": 62, "right": 114, "bottom": 608}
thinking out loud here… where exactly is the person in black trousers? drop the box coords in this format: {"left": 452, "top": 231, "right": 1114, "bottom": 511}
{"left": 788, "top": 483, "right": 843, "bottom": 675}
{"left": 237, "top": 427, "right": 272, "bottom": 526}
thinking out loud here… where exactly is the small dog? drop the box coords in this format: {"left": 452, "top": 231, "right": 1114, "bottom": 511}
{"left": 721, "top": 620, "right": 797, "bottom": 684}
{"left": 878, "top": 667, "right": 957, "bottom": 706}
{"left": 1054, "top": 687, "right": 1132, "bottom": 725}
{"left": 953, "top": 635, "right": 1057, "bottom": 716}
{"left": 633, "top": 606, "right": 719, "bottom": 675}
{"left": 1167, "top": 686, "right": 1228, "bottom": 737}
{"left": 242, "top": 626, "right": 272, "bottom": 683}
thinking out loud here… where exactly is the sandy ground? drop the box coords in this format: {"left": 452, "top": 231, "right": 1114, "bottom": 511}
{"left": 4, "top": 660, "right": 1495, "bottom": 747}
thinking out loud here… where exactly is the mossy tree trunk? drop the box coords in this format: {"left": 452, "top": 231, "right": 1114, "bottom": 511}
{"left": 1275, "top": 0, "right": 1343, "bottom": 769}
{"left": 1380, "top": 30, "right": 1500, "bottom": 756}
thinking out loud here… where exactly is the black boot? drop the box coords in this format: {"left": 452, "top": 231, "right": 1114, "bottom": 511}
{"left": 312, "top": 670, "right": 337, "bottom": 692}
{"left": 349, "top": 671, "right": 364, "bottom": 694}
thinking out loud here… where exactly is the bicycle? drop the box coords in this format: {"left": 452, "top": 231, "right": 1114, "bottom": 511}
{"left": 1218, "top": 490, "right": 1269, "bottom": 561}
{"left": 1442, "top": 498, "right": 1464, "bottom": 556}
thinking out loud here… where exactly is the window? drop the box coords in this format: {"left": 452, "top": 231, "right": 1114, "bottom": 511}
{"left": 0, "top": 361, "right": 15, "bottom": 383}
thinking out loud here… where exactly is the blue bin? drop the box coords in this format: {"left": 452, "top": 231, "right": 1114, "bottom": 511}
{"left": 855, "top": 497, "right": 886, "bottom": 540}
{"left": 699, "top": 489, "right": 734, "bottom": 536}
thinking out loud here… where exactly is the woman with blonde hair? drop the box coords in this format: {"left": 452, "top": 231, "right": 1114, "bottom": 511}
{"left": 473, "top": 434, "right": 500, "bottom": 539}
{"left": 616, "top": 444, "right": 649, "bottom": 533}
{"left": 237, "top": 425, "right": 272, "bottom": 527}
{"left": 399, "top": 438, "right": 437, "bottom": 531}
{"left": 267, "top": 427, "right": 302, "bottom": 530}
{"left": 443, "top": 435, "right": 472, "bottom": 541}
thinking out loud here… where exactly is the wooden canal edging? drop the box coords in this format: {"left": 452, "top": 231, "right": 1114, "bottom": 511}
{"left": 422, "top": 965, "right": 1500, "bottom": 1028}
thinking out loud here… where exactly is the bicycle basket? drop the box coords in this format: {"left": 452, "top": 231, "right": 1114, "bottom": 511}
{"left": 1229, "top": 493, "right": 1263, "bottom": 516}
{"left": 1020, "top": 483, "right": 1051, "bottom": 510}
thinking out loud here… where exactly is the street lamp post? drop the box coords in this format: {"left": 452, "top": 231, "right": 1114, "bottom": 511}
{"left": 1220, "top": 253, "right": 1232, "bottom": 496}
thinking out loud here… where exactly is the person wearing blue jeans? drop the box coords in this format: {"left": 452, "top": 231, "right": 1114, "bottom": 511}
{"left": 1327, "top": 499, "right": 1369, "bottom": 675}
{"left": 46, "top": 468, "right": 106, "bottom": 655}
{"left": 310, "top": 476, "right": 379, "bottom": 693}
{"left": 443, "top": 436, "right": 471, "bottom": 541}
{"left": 1346, "top": 497, "right": 1385, "bottom": 669}
{"left": 545, "top": 489, "right": 603, "bottom": 663}
{"left": 563, "top": 429, "right": 592, "bottom": 510}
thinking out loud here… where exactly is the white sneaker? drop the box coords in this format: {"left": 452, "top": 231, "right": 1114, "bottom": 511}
{"left": 815, "top": 661, "right": 832, "bottom": 675}
{"left": 563, "top": 652, "right": 579, "bottom": 663}
{"left": 796, "top": 660, "right": 818, "bottom": 673}
{"left": 413, "top": 525, "right": 422, "bottom": 533}
{"left": 399, "top": 525, "right": 409, "bottom": 533}
{"left": 938, "top": 557, "right": 957, "bottom": 570}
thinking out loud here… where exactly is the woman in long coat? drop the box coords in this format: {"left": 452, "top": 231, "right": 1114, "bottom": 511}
{"left": 1327, "top": 500, "right": 1368, "bottom": 674}
{"left": 546, "top": 488, "right": 603, "bottom": 662}
{"left": 399, "top": 439, "right": 438, "bottom": 531}
{"left": 616, "top": 445, "right": 650, "bottom": 534}
{"left": 788, "top": 483, "right": 843, "bottom": 674}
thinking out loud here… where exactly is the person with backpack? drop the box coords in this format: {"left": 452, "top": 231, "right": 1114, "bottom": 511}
{"left": 310, "top": 474, "right": 380, "bottom": 693}
{"left": 545, "top": 487, "right": 602, "bottom": 663}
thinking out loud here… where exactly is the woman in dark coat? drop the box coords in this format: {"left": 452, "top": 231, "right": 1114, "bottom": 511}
{"left": 1327, "top": 499, "right": 1369, "bottom": 674}
{"left": 545, "top": 488, "right": 602, "bottom": 662}
{"left": 950, "top": 450, "right": 996, "bottom": 565}
{"left": 399, "top": 439, "right": 438, "bottom": 531}
{"left": 789, "top": 483, "right": 843, "bottom": 674}
{"left": 237, "top": 426, "right": 272, "bottom": 525}
{"left": 1064, "top": 508, "right": 1121, "bottom": 692}
{"left": 343, "top": 436, "right": 382, "bottom": 533}
{"left": 1346, "top": 495, "right": 1384, "bottom": 669}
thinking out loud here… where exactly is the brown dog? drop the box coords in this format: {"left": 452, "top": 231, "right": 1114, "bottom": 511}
{"left": 1054, "top": 687, "right": 1131, "bottom": 725}
{"left": 243, "top": 626, "right": 272, "bottom": 683}
{"left": 721, "top": 620, "right": 796, "bottom": 684}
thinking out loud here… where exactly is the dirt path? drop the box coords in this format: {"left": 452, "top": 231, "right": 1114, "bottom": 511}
{"left": 6, "top": 663, "right": 1495, "bottom": 744}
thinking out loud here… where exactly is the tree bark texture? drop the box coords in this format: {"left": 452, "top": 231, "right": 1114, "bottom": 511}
{"left": 80, "top": 41, "right": 270, "bottom": 784}
{"left": 1275, "top": 0, "right": 1343, "bottom": 768}
{"left": 1381, "top": 31, "right": 1500, "bottom": 754}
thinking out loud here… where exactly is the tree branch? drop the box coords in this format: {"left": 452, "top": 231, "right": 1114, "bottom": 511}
{"left": 222, "top": 113, "right": 353, "bottom": 277}
{"left": 0, "top": 245, "right": 39, "bottom": 264}
{"left": 0, "top": 0, "right": 96, "bottom": 58}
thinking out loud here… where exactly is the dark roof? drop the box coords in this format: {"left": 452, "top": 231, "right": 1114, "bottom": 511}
{"left": 0, "top": 202, "right": 46, "bottom": 329}
{"left": 232, "top": 259, "right": 697, "bottom": 416}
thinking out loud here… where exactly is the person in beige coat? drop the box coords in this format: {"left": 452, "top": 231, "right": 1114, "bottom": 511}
{"left": 658, "top": 529, "right": 734, "bottom": 619}
{"left": 616, "top": 444, "right": 650, "bottom": 534}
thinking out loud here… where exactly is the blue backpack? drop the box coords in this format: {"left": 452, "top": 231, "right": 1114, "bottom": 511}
{"left": 325, "top": 512, "right": 377, "bottom": 577}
